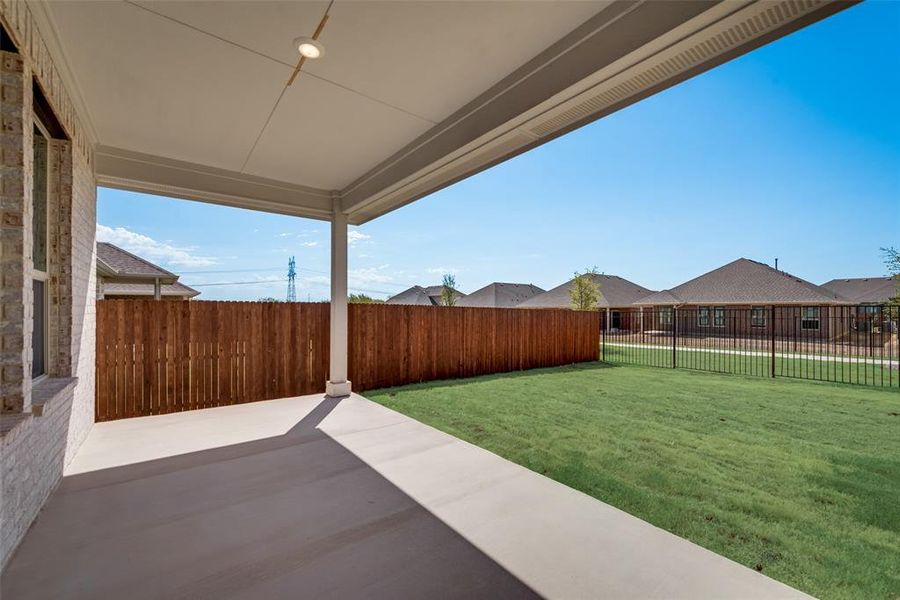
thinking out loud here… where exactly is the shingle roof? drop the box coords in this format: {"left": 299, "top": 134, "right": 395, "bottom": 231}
{"left": 386, "top": 285, "right": 466, "bottom": 306}
{"left": 385, "top": 286, "right": 437, "bottom": 305}
{"left": 517, "top": 274, "right": 654, "bottom": 309}
{"left": 820, "top": 277, "right": 897, "bottom": 304}
{"left": 102, "top": 282, "right": 200, "bottom": 298}
{"left": 634, "top": 258, "right": 847, "bottom": 306}
{"left": 457, "top": 283, "right": 545, "bottom": 308}
{"left": 96, "top": 242, "right": 177, "bottom": 282}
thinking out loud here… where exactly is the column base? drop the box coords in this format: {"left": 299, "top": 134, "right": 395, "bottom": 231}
{"left": 325, "top": 380, "right": 352, "bottom": 398}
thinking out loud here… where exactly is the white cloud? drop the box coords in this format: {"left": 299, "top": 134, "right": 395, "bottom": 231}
{"left": 97, "top": 225, "right": 217, "bottom": 268}
{"left": 300, "top": 241, "right": 318, "bottom": 247}
{"left": 425, "top": 266, "right": 460, "bottom": 275}
{"left": 350, "top": 265, "right": 395, "bottom": 288}
{"left": 348, "top": 230, "right": 371, "bottom": 246}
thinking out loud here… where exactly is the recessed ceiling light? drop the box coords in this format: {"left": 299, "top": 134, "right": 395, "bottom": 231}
{"left": 293, "top": 36, "right": 324, "bottom": 59}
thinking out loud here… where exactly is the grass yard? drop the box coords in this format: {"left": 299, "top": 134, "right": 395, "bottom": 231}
{"left": 366, "top": 363, "right": 900, "bottom": 600}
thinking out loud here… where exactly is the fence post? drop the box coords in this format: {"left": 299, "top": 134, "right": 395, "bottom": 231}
{"left": 770, "top": 305, "right": 776, "bottom": 378}
{"left": 672, "top": 307, "right": 677, "bottom": 369}
{"left": 600, "top": 315, "right": 605, "bottom": 362}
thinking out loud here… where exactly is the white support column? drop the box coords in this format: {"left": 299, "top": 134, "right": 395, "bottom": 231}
{"left": 153, "top": 278, "right": 161, "bottom": 300}
{"left": 606, "top": 308, "right": 611, "bottom": 332}
{"left": 326, "top": 196, "right": 352, "bottom": 397}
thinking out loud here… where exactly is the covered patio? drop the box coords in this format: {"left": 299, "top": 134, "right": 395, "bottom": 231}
{"left": 14, "top": 0, "right": 854, "bottom": 398}
{"left": 2, "top": 394, "right": 809, "bottom": 599}
{"left": 0, "top": 0, "right": 854, "bottom": 594}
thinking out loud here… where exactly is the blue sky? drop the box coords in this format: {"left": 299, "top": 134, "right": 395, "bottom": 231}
{"left": 98, "top": 1, "right": 899, "bottom": 301}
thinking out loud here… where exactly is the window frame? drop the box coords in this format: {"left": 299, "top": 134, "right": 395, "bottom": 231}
{"left": 658, "top": 307, "right": 673, "bottom": 326}
{"left": 800, "top": 306, "right": 820, "bottom": 331}
{"left": 713, "top": 306, "right": 725, "bottom": 328}
{"left": 698, "top": 306, "right": 710, "bottom": 328}
{"left": 31, "top": 119, "right": 50, "bottom": 381}
{"left": 751, "top": 307, "right": 767, "bottom": 328}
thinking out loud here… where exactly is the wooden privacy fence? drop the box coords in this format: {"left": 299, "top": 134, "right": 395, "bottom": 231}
{"left": 96, "top": 300, "right": 599, "bottom": 421}
{"left": 349, "top": 304, "right": 599, "bottom": 390}
{"left": 95, "top": 301, "right": 330, "bottom": 422}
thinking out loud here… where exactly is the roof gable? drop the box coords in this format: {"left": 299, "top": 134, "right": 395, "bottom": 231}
{"left": 385, "top": 286, "right": 435, "bottom": 306}
{"left": 458, "top": 283, "right": 545, "bottom": 308}
{"left": 518, "top": 274, "right": 654, "bottom": 309}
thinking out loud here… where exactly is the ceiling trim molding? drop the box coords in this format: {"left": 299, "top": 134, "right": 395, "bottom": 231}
{"left": 96, "top": 146, "right": 335, "bottom": 221}
{"left": 343, "top": 0, "right": 856, "bottom": 224}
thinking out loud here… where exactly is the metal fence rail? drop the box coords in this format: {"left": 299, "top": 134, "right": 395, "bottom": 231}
{"left": 601, "top": 305, "right": 899, "bottom": 389}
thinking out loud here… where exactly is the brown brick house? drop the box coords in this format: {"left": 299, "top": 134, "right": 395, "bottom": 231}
{"left": 632, "top": 258, "right": 849, "bottom": 338}
{"left": 821, "top": 276, "right": 898, "bottom": 334}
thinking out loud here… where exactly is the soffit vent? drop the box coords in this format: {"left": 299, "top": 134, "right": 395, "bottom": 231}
{"left": 528, "top": 0, "right": 827, "bottom": 139}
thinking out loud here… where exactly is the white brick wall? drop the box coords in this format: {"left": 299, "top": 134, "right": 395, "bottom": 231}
{"left": 1, "top": 1, "right": 97, "bottom": 570}
{"left": 65, "top": 149, "right": 96, "bottom": 464}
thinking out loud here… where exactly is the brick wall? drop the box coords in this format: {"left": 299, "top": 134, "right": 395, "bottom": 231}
{"left": 1, "top": 0, "right": 97, "bottom": 570}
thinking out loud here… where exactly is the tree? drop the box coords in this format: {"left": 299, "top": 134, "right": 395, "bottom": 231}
{"left": 257, "top": 297, "right": 282, "bottom": 303}
{"left": 882, "top": 246, "right": 900, "bottom": 304}
{"left": 441, "top": 274, "right": 458, "bottom": 307}
{"left": 569, "top": 267, "right": 602, "bottom": 311}
{"left": 348, "top": 293, "right": 384, "bottom": 304}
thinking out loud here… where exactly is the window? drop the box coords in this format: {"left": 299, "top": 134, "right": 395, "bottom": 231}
{"left": 713, "top": 306, "right": 725, "bottom": 328}
{"left": 751, "top": 307, "right": 767, "bottom": 328}
{"left": 698, "top": 306, "right": 710, "bottom": 327}
{"left": 801, "top": 306, "right": 820, "bottom": 331}
{"left": 658, "top": 307, "right": 672, "bottom": 326}
{"left": 853, "top": 305, "right": 881, "bottom": 332}
{"left": 31, "top": 124, "right": 48, "bottom": 379}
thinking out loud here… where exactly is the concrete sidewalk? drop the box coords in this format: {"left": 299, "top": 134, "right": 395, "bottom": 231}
{"left": 3, "top": 394, "right": 812, "bottom": 599}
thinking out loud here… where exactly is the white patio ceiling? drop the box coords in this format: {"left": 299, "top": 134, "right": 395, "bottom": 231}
{"left": 32, "top": 0, "right": 853, "bottom": 224}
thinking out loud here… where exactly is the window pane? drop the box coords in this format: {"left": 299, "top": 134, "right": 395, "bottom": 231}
{"left": 32, "top": 279, "right": 45, "bottom": 378}
{"left": 32, "top": 128, "right": 48, "bottom": 272}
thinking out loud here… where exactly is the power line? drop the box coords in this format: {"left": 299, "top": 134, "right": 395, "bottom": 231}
{"left": 185, "top": 277, "right": 395, "bottom": 297}
{"left": 188, "top": 278, "right": 286, "bottom": 287}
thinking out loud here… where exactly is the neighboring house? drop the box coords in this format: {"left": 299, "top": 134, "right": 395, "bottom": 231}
{"left": 820, "top": 277, "right": 896, "bottom": 304}
{"left": 386, "top": 285, "right": 466, "bottom": 306}
{"left": 633, "top": 258, "right": 847, "bottom": 335}
{"left": 821, "top": 277, "right": 898, "bottom": 333}
{"left": 96, "top": 242, "right": 199, "bottom": 301}
{"left": 518, "top": 274, "right": 654, "bottom": 329}
{"left": 456, "top": 283, "right": 545, "bottom": 308}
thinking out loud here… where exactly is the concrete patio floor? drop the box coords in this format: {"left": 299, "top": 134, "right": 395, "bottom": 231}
{"left": 2, "top": 393, "right": 811, "bottom": 599}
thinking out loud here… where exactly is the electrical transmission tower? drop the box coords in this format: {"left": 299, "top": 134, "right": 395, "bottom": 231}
{"left": 287, "top": 256, "right": 297, "bottom": 302}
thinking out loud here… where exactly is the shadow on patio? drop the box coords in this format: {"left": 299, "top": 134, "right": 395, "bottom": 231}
{"left": 1, "top": 396, "right": 537, "bottom": 599}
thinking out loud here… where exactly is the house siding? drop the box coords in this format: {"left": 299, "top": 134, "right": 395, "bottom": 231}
{"left": 1, "top": 1, "right": 97, "bottom": 569}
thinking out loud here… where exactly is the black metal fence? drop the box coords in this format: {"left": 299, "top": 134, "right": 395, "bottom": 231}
{"left": 600, "top": 305, "right": 899, "bottom": 388}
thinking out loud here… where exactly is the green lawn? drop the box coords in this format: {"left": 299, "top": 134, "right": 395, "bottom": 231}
{"left": 603, "top": 344, "right": 899, "bottom": 388}
{"left": 366, "top": 363, "right": 900, "bottom": 600}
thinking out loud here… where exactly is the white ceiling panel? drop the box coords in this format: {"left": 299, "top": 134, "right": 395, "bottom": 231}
{"left": 123, "top": 0, "right": 608, "bottom": 123}
{"left": 243, "top": 73, "right": 431, "bottom": 190}
{"left": 46, "top": 0, "right": 291, "bottom": 172}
